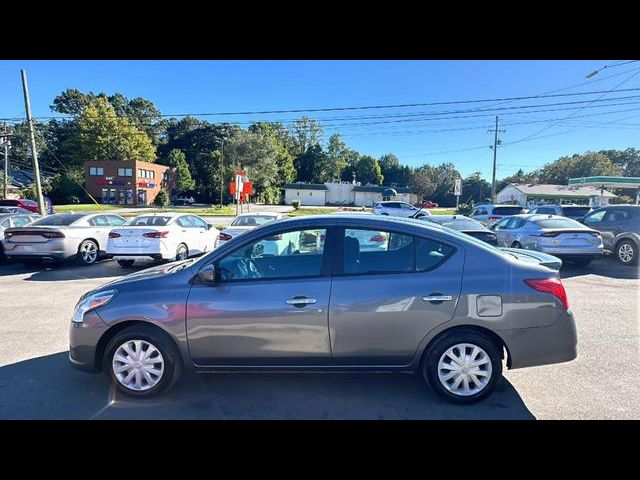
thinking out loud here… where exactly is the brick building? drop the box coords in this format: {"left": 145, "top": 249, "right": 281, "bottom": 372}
{"left": 84, "top": 160, "right": 175, "bottom": 206}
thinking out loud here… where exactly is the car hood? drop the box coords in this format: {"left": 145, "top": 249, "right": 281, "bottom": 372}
{"left": 97, "top": 259, "right": 194, "bottom": 291}
{"left": 500, "top": 248, "right": 562, "bottom": 270}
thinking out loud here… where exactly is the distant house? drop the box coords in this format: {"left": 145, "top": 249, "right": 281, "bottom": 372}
{"left": 497, "top": 183, "right": 616, "bottom": 207}
{"left": 283, "top": 182, "right": 417, "bottom": 207}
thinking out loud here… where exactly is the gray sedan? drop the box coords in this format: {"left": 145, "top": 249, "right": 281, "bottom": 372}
{"left": 69, "top": 214, "right": 577, "bottom": 404}
{"left": 491, "top": 214, "right": 603, "bottom": 266}
{"left": 3, "top": 212, "right": 127, "bottom": 265}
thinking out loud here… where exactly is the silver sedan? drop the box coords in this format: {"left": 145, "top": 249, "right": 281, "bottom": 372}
{"left": 492, "top": 214, "right": 603, "bottom": 266}
{"left": 3, "top": 212, "right": 127, "bottom": 266}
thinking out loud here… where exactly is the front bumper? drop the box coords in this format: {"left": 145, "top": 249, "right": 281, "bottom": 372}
{"left": 498, "top": 310, "right": 578, "bottom": 369}
{"left": 68, "top": 311, "right": 107, "bottom": 373}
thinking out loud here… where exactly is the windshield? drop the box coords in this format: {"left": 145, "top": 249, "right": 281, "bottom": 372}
{"left": 561, "top": 207, "right": 591, "bottom": 217}
{"left": 30, "top": 214, "right": 84, "bottom": 226}
{"left": 534, "top": 218, "right": 585, "bottom": 229}
{"left": 231, "top": 215, "right": 277, "bottom": 227}
{"left": 493, "top": 206, "right": 524, "bottom": 215}
{"left": 127, "top": 216, "right": 172, "bottom": 226}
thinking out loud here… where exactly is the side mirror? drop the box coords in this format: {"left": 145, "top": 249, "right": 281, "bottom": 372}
{"left": 197, "top": 264, "right": 216, "bottom": 283}
{"left": 490, "top": 224, "right": 498, "bottom": 231}
{"left": 207, "top": 223, "right": 213, "bottom": 230}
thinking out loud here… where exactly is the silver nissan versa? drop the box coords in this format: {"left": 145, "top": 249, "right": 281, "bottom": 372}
{"left": 69, "top": 215, "right": 577, "bottom": 404}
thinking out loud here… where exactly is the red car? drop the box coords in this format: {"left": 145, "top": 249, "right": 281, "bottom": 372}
{"left": 0, "top": 198, "right": 40, "bottom": 213}
{"left": 421, "top": 200, "right": 439, "bottom": 208}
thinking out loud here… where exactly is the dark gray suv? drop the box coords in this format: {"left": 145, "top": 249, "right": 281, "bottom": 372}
{"left": 581, "top": 205, "right": 640, "bottom": 265}
{"left": 70, "top": 215, "right": 577, "bottom": 404}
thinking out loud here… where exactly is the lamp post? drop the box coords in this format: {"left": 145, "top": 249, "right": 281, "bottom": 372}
{"left": 585, "top": 60, "right": 638, "bottom": 79}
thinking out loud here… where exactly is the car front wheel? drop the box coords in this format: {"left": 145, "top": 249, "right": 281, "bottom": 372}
{"left": 616, "top": 240, "right": 638, "bottom": 266}
{"left": 104, "top": 326, "right": 182, "bottom": 397}
{"left": 422, "top": 329, "right": 502, "bottom": 404}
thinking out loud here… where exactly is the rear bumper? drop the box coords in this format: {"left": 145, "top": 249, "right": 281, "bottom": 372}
{"left": 109, "top": 253, "right": 164, "bottom": 260}
{"left": 498, "top": 310, "right": 578, "bottom": 369}
{"left": 107, "top": 243, "right": 172, "bottom": 260}
{"left": 2, "top": 239, "right": 77, "bottom": 260}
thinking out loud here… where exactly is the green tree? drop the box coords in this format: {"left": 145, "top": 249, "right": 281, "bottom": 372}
{"left": 154, "top": 190, "right": 170, "bottom": 207}
{"left": 291, "top": 116, "right": 323, "bottom": 156}
{"left": 379, "top": 153, "right": 412, "bottom": 186}
{"left": 322, "top": 133, "right": 349, "bottom": 182}
{"left": 294, "top": 144, "right": 327, "bottom": 183}
{"left": 354, "top": 155, "right": 384, "bottom": 185}
{"left": 461, "top": 172, "right": 491, "bottom": 205}
{"left": 538, "top": 152, "right": 620, "bottom": 184}
{"left": 166, "top": 149, "right": 195, "bottom": 194}
{"left": 409, "top": 167, "right": 436, "bottom": 200}
{"left": 70, "top": 97, "right": 156, "bottom": 163}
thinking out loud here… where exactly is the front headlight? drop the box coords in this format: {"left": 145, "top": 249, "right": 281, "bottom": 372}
{"left": 72, "top": 290, "right": 117, "bottom": 323}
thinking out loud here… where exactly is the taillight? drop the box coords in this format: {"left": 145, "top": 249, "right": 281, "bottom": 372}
{"left": 369, "top": 233, "right": 387, "bottom": 242}
{"left": 219, "top": 233, "right": 232, "bottom": 241}
{"left": 488, "top": 216, "right": 500, "bottom": 221}
{"left": 41, "top": 231, "right": 65, "bottom": 239}
{"left": 4, "top": 232, "right": 13, "bottom": 238}
{"left": 109, "top": 232, "right": 121, "bottom": 238}
{"left": 143, "top": 231, "right": 169, "bottom": 238}
{"left": 524, "top": 277, "right": 569, "bottom": 310}
{"left": 539, "top": 232, "right": 559, "bottom": 237}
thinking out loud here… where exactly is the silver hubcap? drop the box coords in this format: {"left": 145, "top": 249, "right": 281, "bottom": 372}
{"left": 177, "top": 246, "right": 187, "bottom": 260}
{"left": 438, "top": 343, "right": 493, "bottom": 397}
{"left": 618, "top": 243, "right": 634, "bottom": 263}
{"left": 81, "top": 242, "right": 97, "bottom": 263}
{"left": 112, "top": 340, "right": 165, "bottom": 391}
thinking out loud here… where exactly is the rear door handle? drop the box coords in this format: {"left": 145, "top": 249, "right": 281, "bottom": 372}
{"left": 422, "top": 295, "right": 453, "bottom": 302}
{"left": 286, "top": 297, "right": 317, "bottom": 307}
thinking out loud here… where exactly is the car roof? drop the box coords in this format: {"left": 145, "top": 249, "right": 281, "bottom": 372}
{"left": 131, "top": 212, "right": 185, "bottom": 218}
{"left": 235, "top": 212, "right": 283, "bottom": 217}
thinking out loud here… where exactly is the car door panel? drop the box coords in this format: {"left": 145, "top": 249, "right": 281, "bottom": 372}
{"left": 328, "top": 228, "right": 464, "bottom": 366}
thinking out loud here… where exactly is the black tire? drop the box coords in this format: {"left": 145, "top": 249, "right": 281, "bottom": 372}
{"left": 422, "top": 329, "right": 502, "bottom": 404}
{"left": 615, "top": 239, "right": 638, "bottom": 266}
{"left": 117, "top": 259, "right": 135, "bottom": 268}
{"left": 570, "top": 258, "right": 592, "bottom": 267}
{"left": 175, "top": 243, "right": 188, "bottom": 261}
{"left": 76, "top": 239, "right": 99, "bottom": 266}
{"left": 511, "top": 241, "right": 523, "bottom": 249}
{"left": 104, "top": 325, "right": 182, "bottom": 398}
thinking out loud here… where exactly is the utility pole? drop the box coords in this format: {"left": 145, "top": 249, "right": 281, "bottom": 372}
{"left": 20, "top": 70, "right": 47, "bottom": 216}
{"left": 219, "top": 139, "right": 224, "bottom": 207}
{"left": 488, "top": 116, "right": 506, "bottom": 203}
{"left": 2, "top": 123, "right": 8, "bottom": 199}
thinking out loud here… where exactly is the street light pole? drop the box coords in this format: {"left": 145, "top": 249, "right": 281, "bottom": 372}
{"left": 2, "top": 123, "right": 8, "bottom": 199}
{"left": 219, "top": 138, "right": 224, "bottom": 207}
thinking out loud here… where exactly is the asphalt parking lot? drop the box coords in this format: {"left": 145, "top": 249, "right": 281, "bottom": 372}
{"left": 0, "top": 256, "right": 637, "bottom": 419}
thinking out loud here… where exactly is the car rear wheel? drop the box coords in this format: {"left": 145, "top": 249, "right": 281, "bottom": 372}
{"left": 104, "top": 326, "right": 182, "bottom": 397}
{"left": 77, "top": 239, "right": 99, "bottom": 266}
{"left": 175, "top": 243, "right": 188, "bottom": 261}
{"left": 422, "top": 329, "right": 502, "bottom": 404}
{"left": 117, "top": 259, "right": 135, "bottom": 268}
{"left": 616, "top": 240, "right": 638, "bottom": 266}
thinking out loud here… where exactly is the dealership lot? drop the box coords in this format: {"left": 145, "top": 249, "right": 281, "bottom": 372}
{"left": 0, "top": 256, "right": 637, "bottom": 419}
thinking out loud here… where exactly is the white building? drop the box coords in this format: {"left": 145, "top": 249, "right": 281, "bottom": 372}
{"left": 283, "top": 183, "right": 328, "bottom": 206}
{"left": 283, "top": 182, "right": 418, "bottom": 207}
{"left": 497, "top": 183, "right": 616, "bottom": 208}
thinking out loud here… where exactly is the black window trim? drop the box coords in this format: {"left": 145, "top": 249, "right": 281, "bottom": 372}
{"left": 333, "top": 226, "right": 457, "bottom": 277}
{"left": 209, "top": 225, "right": 336, "bottom": 284}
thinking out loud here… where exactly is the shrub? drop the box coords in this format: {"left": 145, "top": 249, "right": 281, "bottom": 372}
{"left": 291, "top": 199, "right": 301, "bottom": 210}
{"left": 154, "top": 190, "right": 170, "bottom": 208}
{"left": 456, "top": 202, "right": 474, "bottom": 216}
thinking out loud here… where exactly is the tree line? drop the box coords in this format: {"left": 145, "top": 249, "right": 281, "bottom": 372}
{"left": 5, "top": 88, "right": 639, "bottom": 206}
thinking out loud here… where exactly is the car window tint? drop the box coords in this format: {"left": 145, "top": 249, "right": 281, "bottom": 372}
{"left": 217, "top": 228, "right": 326, "bottom": 281}
{"left": 415, "top": 237, "right": 455, "bottom": 272}
{"left": 89, "top": 215, "right": 110, "bottom": 226}
{"left": 128, "top": 216, "right": 171, "bottom": 226}
{"left": 30, "top": 214, "right": 84, "bottom": 226}
{"left": 1, "top": 219, "right": 9, "bottom": 227}
{"left": 177, "top": 216, "right": 195, "bottom": 228}
{"left": 493, "top": 206, "right": 524, "bottom": 215}
{"left": 344, "top": 229, "right": 414, "bottom": 275}
{"left": 561, "top": 207, "right": 591, "bottom": 217}
{"left": 534, "top": 218, "right": 584, "bottom": 229}
{"left": 605, "top": 210, "right": 630, "bottom": 222}
{"left": 190, "top": 216, "right": 208, "bottom": 228}
{"left": 108, "top": 215, "right": 127, "bottom": 226}
{"left": 584, "top": 210, "right": 606, "bottom": 224}
{"left": 12, "top": 217, "right": 32, "bottom": 227}
{"left": 535, "top": 207, "right": 555, "bottom": 215}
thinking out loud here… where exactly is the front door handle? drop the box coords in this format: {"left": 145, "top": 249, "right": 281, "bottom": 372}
{"left": 286, "top": 297, "right": 317, "bottom": 307}
{"left": 422, "top": 295, "right": 453, "bottom": 302}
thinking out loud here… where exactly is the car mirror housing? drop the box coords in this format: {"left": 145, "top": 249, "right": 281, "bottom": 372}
{"left": 207, "top": 223, "right": 214, "bottom": 230}
{"left": 197, "top": 264, "right": 216, "bottom": 283}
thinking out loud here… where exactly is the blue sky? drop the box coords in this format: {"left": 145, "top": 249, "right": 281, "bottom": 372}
{"left": 0, "top": 60, "right": 638, "bottom": 180}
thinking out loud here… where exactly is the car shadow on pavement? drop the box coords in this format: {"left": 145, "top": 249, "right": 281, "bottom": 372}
{"left": 560, "top": 257, "right": 639, "bottom": 280}
{"left": 0, "top": 352, "right": 536, "bottom": 420}
{"left": 0, "top": 259, "right": 156, "bottom": 281}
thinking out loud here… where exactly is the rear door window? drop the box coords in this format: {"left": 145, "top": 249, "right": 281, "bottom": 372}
{"left": 89, "top": 215, "right": 110, "bottom": 226}
{"left": 107, "top": 215, "right": 127, "bottom": 226}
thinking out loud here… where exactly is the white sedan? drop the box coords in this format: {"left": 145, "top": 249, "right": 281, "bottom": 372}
{"left": 217, "top": 212, "right": 287, "bottom": 248}
{"left": 107, "top": 212, "right": 219, "bottom": 267}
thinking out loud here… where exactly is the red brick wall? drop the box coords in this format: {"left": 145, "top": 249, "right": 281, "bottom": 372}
{"left": 84, "top": 160, "right": 175, "bottom": 206}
